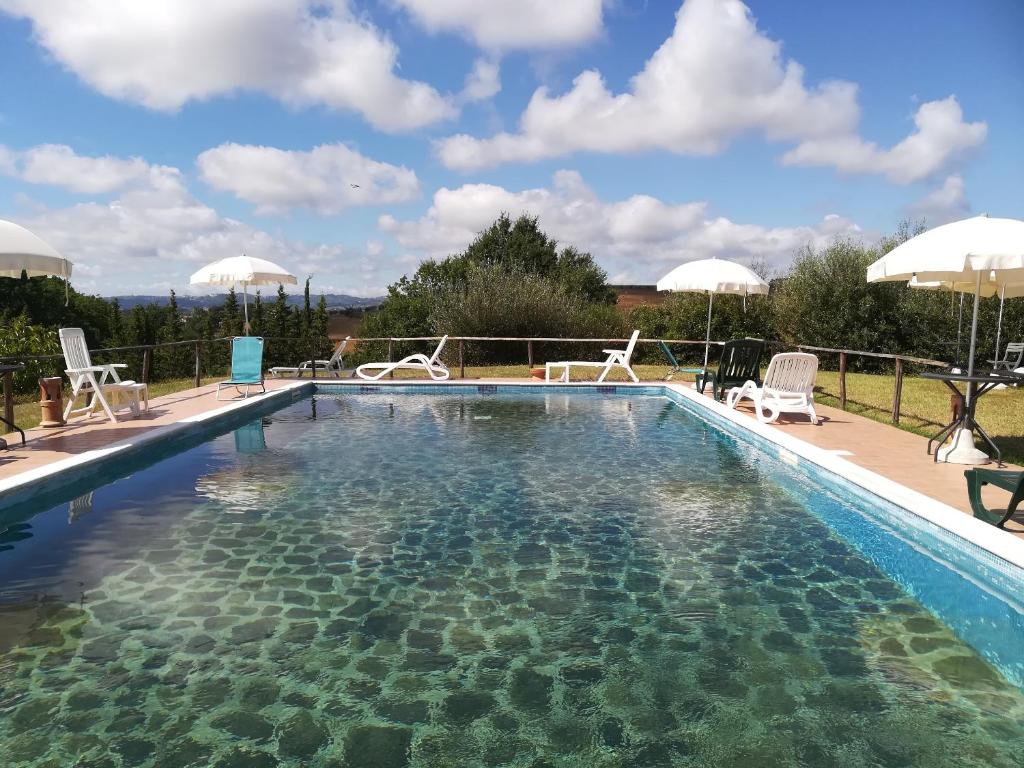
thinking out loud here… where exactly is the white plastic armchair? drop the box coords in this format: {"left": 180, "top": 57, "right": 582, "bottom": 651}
{"left": 355, "top": 336, "right": 450, "bottom": 381}
{"left": 726, "top": 352, "right": 819, "bottom": 425}
{"left": 989, "top": 342, "right": 1024, "bottom": 372}
{"left": 59, "top": 327, "right": 142, "bottom": 423}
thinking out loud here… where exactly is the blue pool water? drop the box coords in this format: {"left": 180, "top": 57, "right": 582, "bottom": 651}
{"left": 1, "top": 388, "right": 1023, "bottom": 767}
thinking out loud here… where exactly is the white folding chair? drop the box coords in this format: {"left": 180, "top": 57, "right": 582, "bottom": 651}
{"left": 356, "top": 336, "right": 450, "bottom": 381}
{"left": 726, "top": 352, "right": 819, "bottom": 424}
{"left": 59, "top": 328, "right": 147, "bottom": 423}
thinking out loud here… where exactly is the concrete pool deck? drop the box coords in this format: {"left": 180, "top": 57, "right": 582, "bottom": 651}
{"left": 1, "top": 376, "right": 1021, "bottom": 541}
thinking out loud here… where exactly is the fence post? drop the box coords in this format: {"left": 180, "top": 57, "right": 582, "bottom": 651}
{"left": 387, "top": 339, "right": 394, "bottom": 379}
{"left": 310, "top": 338, "right": 318, "bottom": 379}
{"left": 838, "top": 351, "right": 847, "bottom": 411}
{"left": 892, "top": 356, "right": 904, "bottom": 424}
{"left": 527, "top": 340, "right": 534, "bottom": 369}
{"left": 142, "top": 346, "right": 153, "bottom": 384}
{"left": 2, "top": 370, "right": 13, "bottom": 427}
{"left": 194, "top": 341, "right": 202, "bottom": 388}
{"left": 458, "top": 339, "right": 465, "bottom": 379}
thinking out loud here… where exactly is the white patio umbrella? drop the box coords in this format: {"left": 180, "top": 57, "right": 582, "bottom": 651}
{"left": 868, "top": 215, "right": 1024, "bottom": 462}
{"left": 656, "top": 258, "right": 769, "bottom": 371}
{"left": 189, "top": 255, "right": 296, "bottom": 334}
{"left": 0, "top": 219, "right": 73, "bottom": 300}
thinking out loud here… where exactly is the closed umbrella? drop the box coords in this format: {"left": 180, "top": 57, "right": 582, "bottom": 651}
{"left": 190, "top": 255, "right": 296, "bottom": 334}
{"left": 656, "top": 258, "right": 769, "bottom": 371}
{"left": 0, "top": 219, "right": 73, "bottom": 301}
{"left": 868, "top": 214, "right": 1024, "bottom": 462}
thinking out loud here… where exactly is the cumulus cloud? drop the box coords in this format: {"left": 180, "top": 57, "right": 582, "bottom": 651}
{"left": 197, "top": 143, "right": 420, "bottom": 215}
{"left": 379, "top": 170, "right": 863, "bottom": 281}
{"left": 461, "top": 58, "right": 501, "bottom": 103}
{"left": 781, "top": 97, "right": 986, "bottom": 184}
{"left": 5, "top": 144, "right": 389, "bottom": 296}
{"left": 0, "top": 0, "right": 454, "bottom": 131}
{"left": 435, "top": 0, "right": 986, "bottom": 185}
{"left": 435, "top": 0, "right": 860, "bottom": 170}
{"left": 0, "top": 143, "right": 157, "bottom": 194}
{"left": 906, "top": 175, "right": 970, "bottom": 225}
{"left": 390, "top": 0, "right": 604, "bottom": 50}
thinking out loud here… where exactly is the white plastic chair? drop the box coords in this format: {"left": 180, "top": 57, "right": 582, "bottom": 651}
{"left": 545, "top": 330, "right": 641, "bottom": 383}
{"left": 726, "top": 352, "right": 819, "bottom": 424}
{"left": 59, "top": 328, "right": 148, "bottom": 423}
{"left": 356, "top": 336, "right": 450, "bottom": 381}
{"left": 270, "top": 336, "right": 351, "bottom": 378}
{"left": 989, "top": 342, "right": 1024, "bottom": 372}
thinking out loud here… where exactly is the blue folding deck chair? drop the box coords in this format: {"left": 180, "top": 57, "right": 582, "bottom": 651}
{"left": 217, "top": 336, "right": 266, "bottom": 400}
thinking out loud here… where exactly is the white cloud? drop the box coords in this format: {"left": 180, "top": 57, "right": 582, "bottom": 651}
{"left": 435, "top": 0, "right": 986, "bottom": 185}
{"left": 391, "top": 0, "right": 604, "bottom": 49}
{"left": 461, "top": 58, "right": 501, "bottom": 103}
{"left": 435, "top": 0, "right": 860, "bottom": 170}
{"left": 379, "top": 170, "right": 863, "bottom": 281}
{"left": 4, "top": 144, "right": 390, "bottom": 296}
{"left": 906, "top": 174, "right": 970, "bottom": 225}
{"left": 196, "top": 143, "right": 420, "bottom": 215}
{"left": 781, "top": 97, "right": 986, "bottom": 184}
{"left": 0, "top": 143, "right": 156, "bottom": 194}
{"left": 0, "top": 0, "right": 454, "bottom": 131}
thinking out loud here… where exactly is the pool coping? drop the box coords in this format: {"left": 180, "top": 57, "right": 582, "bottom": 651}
{"left": 2, "top": 376, "right": 1022, "bottom": 572}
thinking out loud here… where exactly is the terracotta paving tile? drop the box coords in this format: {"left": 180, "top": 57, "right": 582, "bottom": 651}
{"left": 1, "top": 377, "right": 1020, "bottom": 540}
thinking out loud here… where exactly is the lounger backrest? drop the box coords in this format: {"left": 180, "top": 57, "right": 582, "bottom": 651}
{"left": 763, "top": 352, "right": 818, "bottom": 396}
{"left": 230, "top": 336, "right": 264, "bottom": 384}
{"left": 623, "top": 330, "right": 640, "bottom": 362}
{"left": 718, "top": 338, "right": 765, "bottom": 381}
{"left": 428, "top": 336, "right": 448, "bottom": 366}
{"left": 1004, "top": 342, "right": 1024, "bottom": 366}
{"left": 328, "top": 337, "right": 351, "bottom": 366}
{"left": 59, "top": 327, "right": 93, "bottom": 371}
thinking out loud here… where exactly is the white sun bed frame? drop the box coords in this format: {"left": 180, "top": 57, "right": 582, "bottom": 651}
{"left": 545, "top": 330, "right": 640, "bottom": 383}
{"left": 726, "top": 352, "right": 819, "bottom": 425}
{"left": 270, "top": 336, "right": 351, "bottom": 378}
{"left": 59, "top": 327, "right": 149, "bottom": 423}
{"left": 355, "top": 336, "right": 450, "bottom": 381}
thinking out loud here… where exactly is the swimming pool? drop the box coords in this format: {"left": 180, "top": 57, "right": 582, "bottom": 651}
{"left": 1, "top": 387, "right": 1023, "bottom": 767}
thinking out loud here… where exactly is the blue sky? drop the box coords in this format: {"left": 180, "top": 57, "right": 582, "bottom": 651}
{"left": 0, "top": 0, "right": 1020, "bottom": 296}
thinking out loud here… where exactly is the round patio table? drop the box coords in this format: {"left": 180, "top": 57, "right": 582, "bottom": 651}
{"left": 919, "top": 368, "right": 1022, "bottom": 463}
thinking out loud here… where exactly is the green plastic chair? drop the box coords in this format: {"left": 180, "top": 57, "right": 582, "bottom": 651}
{"left": 217, "top": 336, "right": 266, "bottom": 400}
{"left": 695, "top": 338, "right": 766, "bottom": 401}
{"left": 964, "top": 468, "right": 1024, "bottom": 528}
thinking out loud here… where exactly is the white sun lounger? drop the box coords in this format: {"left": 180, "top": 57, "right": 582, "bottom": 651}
{"left": 356, "top": 336, "right": 450, "bottom": 381}
{"left": 545, "top": 330, "right": 641, "bottom": 383}
{"left": 726, "top": 352, "right": 819, "bottom": 424}
{"left": 59, "top": 327, "right": 148, "bottom": 423}
{"left": 270, "top": 336, "right": 351, "bottom": 378}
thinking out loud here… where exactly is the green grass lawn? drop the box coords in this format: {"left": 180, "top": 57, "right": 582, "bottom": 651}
{"left": 6, "top": 365, "right": 1022, "bottom": 465}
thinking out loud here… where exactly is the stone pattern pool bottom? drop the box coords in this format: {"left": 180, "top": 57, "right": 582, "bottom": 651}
{"left": 1, "top": 392, "right": 1023, "bottom": 767}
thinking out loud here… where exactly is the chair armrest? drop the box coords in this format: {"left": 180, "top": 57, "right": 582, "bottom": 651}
{"left": 107, "top": 364, "right": 129, "bottom": 368}
{"left": 602, "top": 348, "right": 624, "bottom": 355}
{"left": 65, "top": 366, "right": 111, "bottom": 374}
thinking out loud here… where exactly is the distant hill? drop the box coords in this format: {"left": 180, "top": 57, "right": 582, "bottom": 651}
{"left": 108, "top": 293, "right": 383, "bottom": 311}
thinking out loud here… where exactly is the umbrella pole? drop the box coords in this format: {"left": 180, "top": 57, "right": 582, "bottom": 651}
{"left": 243, "top": 282, "right": 250, "bottom": 336}
{"left": 994, "top": 285, "right": 1005, "bottom": 364}
{"left": 965, "top": 272, "right": 981, "bottom": 387}
{"left": 955, "top": 292, "right": 964, "bottom": 364}
{"left": 703, "top": 292, "right": 714, "bottom": 372}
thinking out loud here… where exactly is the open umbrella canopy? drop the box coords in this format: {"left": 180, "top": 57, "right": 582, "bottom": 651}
{"left": 190, "top": 255, "right": 297, "bottom": 335}
{"left": 189, "top": 255, "right": 296, "bottom": 288}
{"left": 657, "top": 258, "right": 769, "bottom": 372}
{"left": 656, "top": 258, "right": 769, "bottom": 295}
{"left": 868, "top": 215, "right": 1024, "bottom": 285}
{"left": 0, "top": 219, "right": 72, "bottom": 279}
